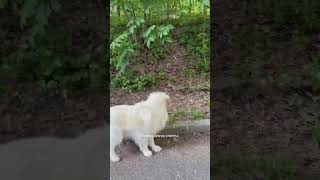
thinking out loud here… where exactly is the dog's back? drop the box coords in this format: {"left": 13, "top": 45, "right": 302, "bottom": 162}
{"left": 110, "top": 104, "right": 151, "bottom": 130}
{"left": 110, "top": 105, "right": 132, "bottom": 128}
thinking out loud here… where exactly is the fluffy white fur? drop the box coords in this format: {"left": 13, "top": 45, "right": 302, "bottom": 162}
{"left": 110, "top": 92, "right": 170, "bottom": 162}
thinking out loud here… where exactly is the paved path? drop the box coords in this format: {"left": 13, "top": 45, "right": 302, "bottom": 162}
{"left": 110, "top": 132, "right": 210, "bottom": 180}
{"left": 0, "top": 125, "right": 210, "bottom": 180}
{"left": 0, "top": 127, "right": 108, "bottom": 180}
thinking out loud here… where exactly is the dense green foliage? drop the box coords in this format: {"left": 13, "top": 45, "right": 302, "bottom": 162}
{"left": 179, "top": 26, "right": 209, "bottom": 73}
{"left": 249, "top": 0, "right": 320, "bottom": 33}
{"left": 233, "top": 0, "right": 320, "bottom": 92}
{"left": 0, "top": 0, "right": 60, "bottom": 39}
{"left": 168, "top": 108, "right": 205, "bottom": 125}
{"left": 1, "top": 0, "right": 210, "bottom": 93}
{"left": 274, "top": 1, "right": 320, "bottom": 91}
{"left": 110, "top": 0, "right": 210, "bottom": 90}
{"left": 213, "top": 153, "right": 299, "bottom": 180}
{"left": 0, "top": 0, "right": 106, "bottom": 92}
{"left": 303, "top": 53, "right": 320, "bottom": 92}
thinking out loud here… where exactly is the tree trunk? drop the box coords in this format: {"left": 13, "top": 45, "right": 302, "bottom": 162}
{"left": 122, "top": 5, "right": 130, "bottom": 21}
{"left": 166, "top": 2, "right": 170, "bottom": 20}
{"left": 143, "top": 10, "right": 147, "bottom": 32}
{"left": 116, "top": 5, "right": 120, "bottom": 17}
{"left": 148, "top": 9, "right": 151, "bottom": 23}
{"left": 163, "top": 3, "right": 166, "bottom": 20}
{"left": 192, "top": 0, "right": 195, "bottom": 14}
{"left": 144, "top": 11, "right": 148, "bottom": 25}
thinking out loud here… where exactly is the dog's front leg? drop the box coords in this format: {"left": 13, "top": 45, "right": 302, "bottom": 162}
{"left": 134, "top": 136, "right": 152, "bottom": 157}
{"left": 148, "top": 137, "right": 162, "bottom": 152}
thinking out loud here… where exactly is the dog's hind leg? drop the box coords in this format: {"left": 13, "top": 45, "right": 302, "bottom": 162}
{"left": 110, "top": 128, "right": 123, "bottom": 162}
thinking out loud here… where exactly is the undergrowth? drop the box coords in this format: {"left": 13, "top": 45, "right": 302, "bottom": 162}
{"left": 178, "top": 24, "right": 210, "bottom": 73}
{"left": 0, "top": 31, "right": 106, "bottom": 91}
{"left": 213, "top": 152, "right": 299, "bottom": 180}
{"left": 168, "top": 108, "right": 206, "bottom": 125}
{"left": 111, "top": 71, "right": 156, "bottom": 91}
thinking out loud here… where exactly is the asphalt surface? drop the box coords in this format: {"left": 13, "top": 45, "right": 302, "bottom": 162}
{"left": 0, "top": 124, "right": 210, "bottom": 180}
{"left": 0, "top": 127, "right": 108, "bottom": 180}
{"left": 110, "top": 132, "right": 210, "bottom": 180}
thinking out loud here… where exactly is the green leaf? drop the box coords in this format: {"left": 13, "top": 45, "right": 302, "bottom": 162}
{"left": 129, "top": 25, "right": 136, "bottom": 34}
{"left": 147, "top": 40, "right": 151, "bottom": 48}
{"left": 145, "top": 7, "right": 150, "bottom": 14}
{"left": 20, "top": 0, "right": 37, "bottom": 27}
{"left": 46, "top": 80, "right": 58, "bottom": 89}
{"left": 143, "top": 25, "right": 156, "bottom": 38}
{"left": 50, "top": 0, "right": 61, "bottom": 12}
{"left": 0, "top": 0, "right": 8, "bottom": 9}
{"left": 203, "top": 0, "right": 209, "bottom": 7}
{"left": 163, "top": 37, "right": 172, "bottom": 43}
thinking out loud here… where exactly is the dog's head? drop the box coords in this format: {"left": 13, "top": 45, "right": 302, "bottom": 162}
{"left": 148, "top": 92, "right": 170, "bottom": 105}
{"left": 147, "top": 92, "right": 170, "bottom": 129}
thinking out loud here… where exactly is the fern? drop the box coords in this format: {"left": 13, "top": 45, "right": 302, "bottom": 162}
{"left": 19, "top": 0, "right": 60, "bottom": 37}
{"left": 110, "top": 2, "right": 174, "bottom": 77}
{"left": 111, "top": 18, "right": 174, "bottom": 75}
{"left": 110, "top": 32, "right": 136, "bottom": 74}
{"left": 127, "top": 17, "right": 145, "bottom": 34}
{"left": 142, "top": 24, "right": 174, "bottom": 48}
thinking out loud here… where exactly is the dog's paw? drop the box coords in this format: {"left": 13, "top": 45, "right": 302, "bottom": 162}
{"left": 152, "top": 145, "right": 162, "bottom": 152}
{"left": 142, "top": 150, "right": 152, "bottom": 157}
{"left": 110, "top": 155, "right": 120, "bottom": 162}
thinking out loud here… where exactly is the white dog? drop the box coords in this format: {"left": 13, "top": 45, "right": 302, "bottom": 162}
{"left": 110, "top": 92, "right": 170, "bottom": 162}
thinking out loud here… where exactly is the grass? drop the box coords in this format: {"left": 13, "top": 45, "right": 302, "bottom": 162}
{"left": 212, "top": 152, "right": 299, "bottom": 180}
{"left": 111, "top": 14, "right": 209, "bottom": 28}
{"left": 111, "top": 72, "right": 156, "bottom": 91}
{"left": 168, "top": 75, "right": 177, "bottom": 83}
{"left": 185, "top": 68, "right": 195, "bottom": 80}
{"left": 0, "top": 85, "right": 10, "bottom": 96}
{"left": 178, "top": 26, "right": 209, "bottom": 74}
{"left": 155, "top": 70, "right": 166, "bottom": 81}
{"left": 190, "top": 80, "right": 210, "bottom": 91}
{"left": 303, "top": 54, "right": 320, "bottom": 92}
{"left": 290, "top": 31, "right": 311, "bottom": 51}
{"left": 299, "top": 105, "right": 320, "bottom": 146}
{"left": 168, "top": 108, "right": 206, "bottom": 125}
{"left": 230, "top": 18, "right": 320, "bottom": 93}
{"left": 312, "top": 125, "right": 320, "bottom": 146}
